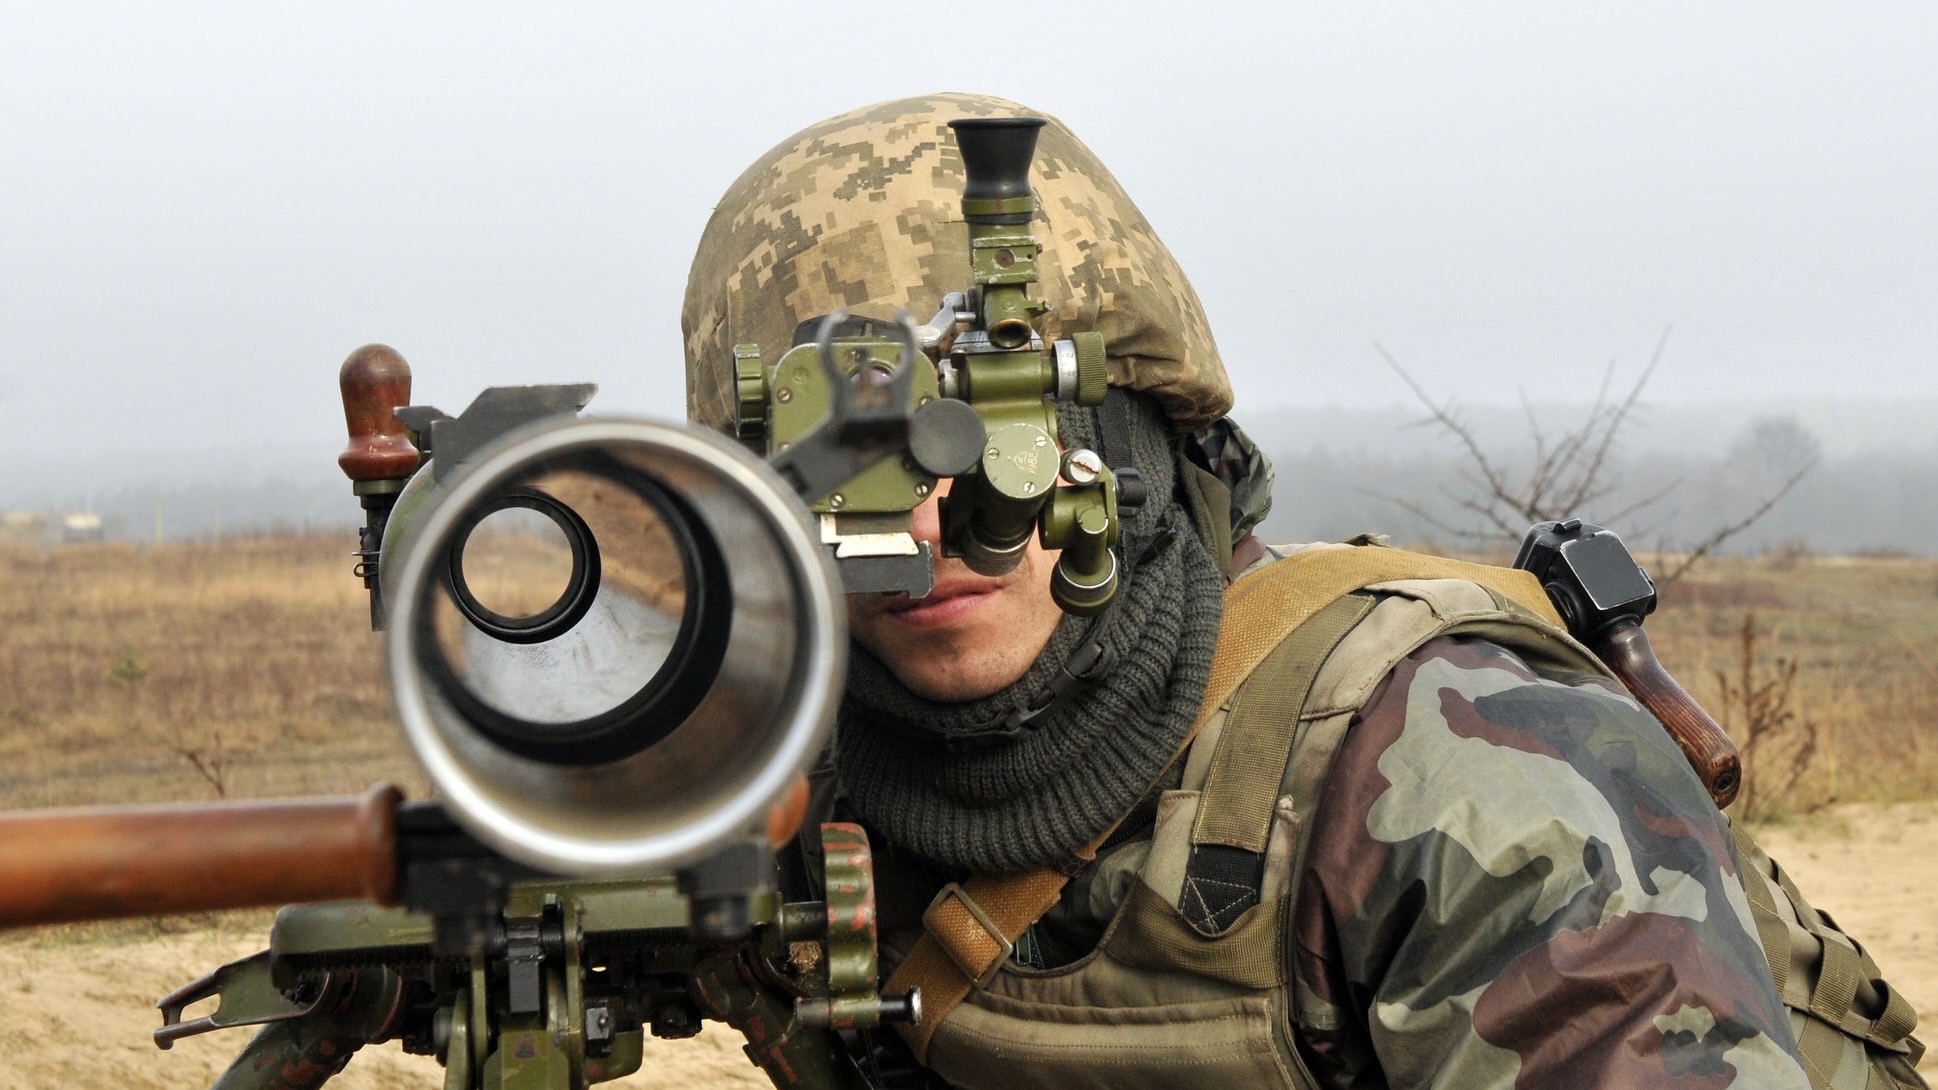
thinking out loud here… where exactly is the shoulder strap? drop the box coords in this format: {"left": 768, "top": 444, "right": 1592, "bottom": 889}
{"left": 1191, "top": 591, "right": 1373, "bottom": 854}
{"left": 1175, "top": 592, "right": 1373, "bottom": 936}
{"left": 1731, "top": 821, "right": 1925, "bottom": 1086}
{"left": 886, "top": 545, "right": 1562, "bottom": 1060}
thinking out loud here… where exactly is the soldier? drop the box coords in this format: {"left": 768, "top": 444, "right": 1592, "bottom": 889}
{"left": 683, "top": 94, "right": 1815, "bottom": 1088}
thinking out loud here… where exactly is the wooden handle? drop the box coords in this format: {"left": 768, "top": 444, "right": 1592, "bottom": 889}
{"left": 0, "top": 784, "right": 402, "bottom": 930}
{"left": 1595, "top": 623, "right": 1742, "bottom": 809}
{"left": 338, "top": 344, "right": 420, "bottom": 484}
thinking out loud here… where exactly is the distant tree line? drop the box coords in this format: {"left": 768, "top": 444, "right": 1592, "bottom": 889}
{"left": 1258, "top": 414, "right": 1937, "bottom": 558}
{"left": 9, "top": 408, "right": 1932, "bottom": 560}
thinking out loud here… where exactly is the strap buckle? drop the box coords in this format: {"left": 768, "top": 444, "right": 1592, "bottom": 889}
{"left": 921, "top": 882, "right": 1014, "bottom": 989}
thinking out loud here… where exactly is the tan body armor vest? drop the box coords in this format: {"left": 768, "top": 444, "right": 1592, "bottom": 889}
{"left": 885, "top": 547, "right": 1924, "bottom": 1090}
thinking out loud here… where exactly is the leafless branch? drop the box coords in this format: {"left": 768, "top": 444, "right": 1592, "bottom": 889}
{"left": 1377, "top": 340, "right": 1658, "bottom": 540}
{"left": 1602, "top": 475, "right": 1686, "bottom": 526}
{"left": 1654, "top": 457, "right": 1819, "bottom": 585}
{"left": 1376, "top": 343, "right": 1518, "bottom": 507}
{"left": 1573, "top": 329, "right": 1668, "bottom": 510}
{"left": 1371, "top": 328, "right": 1811, "bottom": 580}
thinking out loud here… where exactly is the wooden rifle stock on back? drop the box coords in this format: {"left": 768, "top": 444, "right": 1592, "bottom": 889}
{"left": 0, "top": 784, "right": 401, "bottom": 930}
{"left": 1593, "top": 622, "right": 1743, "bottom": 809}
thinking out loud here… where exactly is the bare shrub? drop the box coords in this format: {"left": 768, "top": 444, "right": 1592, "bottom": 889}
{"left": 168, "top": 730, "right": 231, "bottom": 799}
{"left": 1716, "top": 613, "right": 1822, "bottom": 821}
{"left": 1375, "top": 330, "right": 1816, "bottom": 583}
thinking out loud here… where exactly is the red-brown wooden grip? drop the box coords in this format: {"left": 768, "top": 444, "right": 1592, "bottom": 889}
{"left": 338, "top": 344, "right": 420, "bottom": 484}
{"left": 0, "top": 784, "right": 403, "bottom": 930}
{"left": 1596, "top": 622, "right": 1743, "bottom": 809}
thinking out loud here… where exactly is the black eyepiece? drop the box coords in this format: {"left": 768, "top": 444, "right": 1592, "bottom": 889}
{"left": 950, "top": 117, "right": 1046, "bottom": 223}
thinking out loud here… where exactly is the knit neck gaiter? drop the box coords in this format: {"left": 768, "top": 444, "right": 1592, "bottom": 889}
{"left": 834, "top": 395, "right": 1224, "bottom": 873}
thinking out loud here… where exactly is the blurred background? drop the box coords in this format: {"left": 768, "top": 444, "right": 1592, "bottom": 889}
{"left": 2, "top": 2, "right": 1934, "bottom": 553}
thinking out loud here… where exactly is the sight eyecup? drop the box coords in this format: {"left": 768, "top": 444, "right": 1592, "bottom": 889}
{"left": 951, "top": 117, "right": 1046, "bottom": 224}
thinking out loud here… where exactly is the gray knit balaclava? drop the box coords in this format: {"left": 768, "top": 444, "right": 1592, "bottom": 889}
{"left": 837, "top": 392, "right": 1223, "bottom": 872}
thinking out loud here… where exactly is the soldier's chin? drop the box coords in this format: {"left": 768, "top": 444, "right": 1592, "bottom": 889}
{"left": 865, "top": 642, "right": 1032, "bottom": 704}
{"left": 899, "top": 666, "right": 1016, "bottom": 704}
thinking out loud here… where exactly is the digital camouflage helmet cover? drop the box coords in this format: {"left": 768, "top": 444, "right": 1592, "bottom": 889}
{"left": 682, "top": 92, "right": 1235, "bottom": 432}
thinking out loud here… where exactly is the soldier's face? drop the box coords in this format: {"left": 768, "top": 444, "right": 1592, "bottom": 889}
{"left": 846, "top": 477, "right": 1065, "bottom": 702}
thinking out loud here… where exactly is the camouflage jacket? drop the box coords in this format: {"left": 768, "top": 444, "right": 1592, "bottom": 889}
{"left": 1284, "top": 634, "right": 1810, "bottom": 1088}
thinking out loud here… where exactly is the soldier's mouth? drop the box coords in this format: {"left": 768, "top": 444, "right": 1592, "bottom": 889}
{"left": 879, "top": 583, "right": 997, "bottom": 627}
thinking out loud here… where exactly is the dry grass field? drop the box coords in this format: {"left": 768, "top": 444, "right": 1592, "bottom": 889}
{"left": 0, "top": 534, "right": 1933, "bottom": 1085}
{"left": 0, "top": 535, "right": 417, "bottom": 809}
{"left": 1643, "top": 550, "right": 1938, "bottom": 816}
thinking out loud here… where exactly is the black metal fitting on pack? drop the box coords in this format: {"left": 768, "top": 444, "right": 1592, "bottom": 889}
{"left": 1514, "top": 519, "right": 1742, "bottom": 809}
{"left": 1512, "top": 518, "right": 1657, "bottom": 640}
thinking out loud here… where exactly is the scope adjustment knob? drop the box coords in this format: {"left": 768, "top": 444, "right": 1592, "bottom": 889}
{"left": 733, "top": 344, "right": 768, "bottom": 444}
{"left": 1071, "top": 331, "right": 1108, "bottom": 407}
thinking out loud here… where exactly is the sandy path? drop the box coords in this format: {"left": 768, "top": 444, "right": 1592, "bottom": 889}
{"left": 1, "top": 802, "right": 1930, "bottom": 1087}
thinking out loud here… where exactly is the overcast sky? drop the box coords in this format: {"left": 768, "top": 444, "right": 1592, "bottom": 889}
{"left": 3, "top": 4, "right": 1933, "bottom": 474}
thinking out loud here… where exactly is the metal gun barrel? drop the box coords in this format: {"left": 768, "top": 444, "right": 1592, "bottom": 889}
{"left": 0, "top": 785, "right": 400, "bottom": 929}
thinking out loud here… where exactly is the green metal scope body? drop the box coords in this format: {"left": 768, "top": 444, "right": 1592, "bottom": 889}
{"left": 729, "top": 115, "right": 1119, "bottom": 614}
{"left": 744, "top": 336, "right": 943, "bottom": 517}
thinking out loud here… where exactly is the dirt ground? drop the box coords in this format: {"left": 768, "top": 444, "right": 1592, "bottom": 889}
{"left": 0, "top": 926, "right": 766, "bottom": 1090}
{"left": 1, "top": 802, "right": 1931, "bottom": 1088}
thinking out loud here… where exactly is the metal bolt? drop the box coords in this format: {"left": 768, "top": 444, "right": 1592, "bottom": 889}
{"left": 995, "top": 248, "right": 1015, "bottom": 268}
{"left": 776, "top": 387, "right": 793, "bottom": 403}
{"left": 1023, "top": 482, "right": 1038, "bottom": 495}
{"left": 1034, "top": 434, "right": 1048, "bottom": 447}
{"left": 986, "top": 446, "right": 1001, "bottom": 460}
{"left": 794, "top": 997, "right": 836, "bottom": 1029}
{"left": 828, "top": 493, "right": 845, "bottom": 510}
{"left": 1062, "top": 448, "right": 1104, "bottom": 485}
{"left": 914, "top": 483, "right": 931, "bottom": 498}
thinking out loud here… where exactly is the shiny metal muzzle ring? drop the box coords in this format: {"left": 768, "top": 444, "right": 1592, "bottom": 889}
{"left": 383, "top": 416, "right": 844, "bottom": 876}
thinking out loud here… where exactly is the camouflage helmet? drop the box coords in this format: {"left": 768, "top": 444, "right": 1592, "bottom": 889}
{"left": 682, "top": 92, "right": 1235, "bottom": 433}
